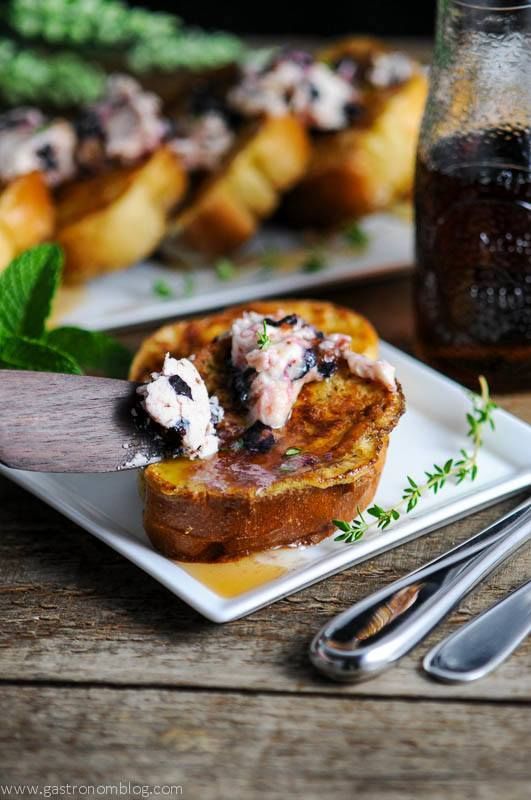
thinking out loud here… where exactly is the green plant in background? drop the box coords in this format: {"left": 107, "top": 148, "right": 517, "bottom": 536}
{"left": 7, "top": 0, "right": 177, "bottom": 46}
{"left": 0, "top": 38, "right": 106, "bottom": 105}
{"left": 0, "top": 244, "right": 131, "bottom": 378}
{"left": 0, "top": 0, "right": 244, "bottom": 107}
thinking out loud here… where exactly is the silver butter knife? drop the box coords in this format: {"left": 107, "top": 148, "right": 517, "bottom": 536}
{"left": 310, "top": 497, "right": 531, "bottom": 682}
{"left": 423, "top": 579, "right": 531, "bottom": 683}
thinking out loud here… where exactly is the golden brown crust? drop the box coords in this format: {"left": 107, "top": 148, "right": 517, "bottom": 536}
{"left": 56, "top": 146, "right": 187, "bottom": 284}
{"left": 132, "top": 300, "right": 404, "bottom": 562}
{"left": 283, "top": 39, "right": 428, "bottom": 226}
{"left": 168, "top": 115, "right": 311, "bottom": 256}
{"left": 0, "top": 172, "right": 55, "bottom": 271}
{"left": 144, "top": 448, "right": 388, "bottom": 561}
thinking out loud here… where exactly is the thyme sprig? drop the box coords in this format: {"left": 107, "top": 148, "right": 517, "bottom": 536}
{"left": 333, "top": 376, "right": 497, "bottom": 543}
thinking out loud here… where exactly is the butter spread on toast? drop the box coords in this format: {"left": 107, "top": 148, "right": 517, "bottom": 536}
{"left": 231, "top": 311, "right": 396, "bottom": 430}
{"left": 77, "top": 74, "right": 170, "bottom": 170}
{"left": 228, "top": 53, "right": 357, "bottom": 131}
{"left": 0, "top": 109, "right": 76, "bottom": 186}
{"left": 138, "top": 354, "right": 223, "bottom": 460}
{"left": 170, "top": 112, "right": 234, "bottom": 172}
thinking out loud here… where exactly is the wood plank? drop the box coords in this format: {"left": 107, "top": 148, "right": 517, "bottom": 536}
{"left": 1, "top": 686, "right": 529, "bottom": 799}
{"left": 1, "top": 477, "right": 529, "bottom": 700}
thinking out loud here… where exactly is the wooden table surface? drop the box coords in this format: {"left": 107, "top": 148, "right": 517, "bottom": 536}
{"left": 1, "top": 273, "right": 530, "bottom": 798}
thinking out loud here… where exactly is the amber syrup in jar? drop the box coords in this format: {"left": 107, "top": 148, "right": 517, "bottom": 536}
{"left": 414, "top": 128, "right": 531, "bottom": 391}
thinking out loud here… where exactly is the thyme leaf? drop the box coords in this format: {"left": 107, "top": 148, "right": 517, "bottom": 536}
{"left": 285, "top": 447, "right": 301, "bottom": 457}
{"left": 343, "top": 222, "right": 370, "bottom": 249}
{"left": 301, "top": 252, "right": 326, "bottom": 273}
{"left": 256, "top": 320, "right": 270, "bottom": 350}
{"left": 215, "top": 258, "right": 237, "bottom": 281}
{"left": 152, "top": 279, "right": 174, "bottom": 299}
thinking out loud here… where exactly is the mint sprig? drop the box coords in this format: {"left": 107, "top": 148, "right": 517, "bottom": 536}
{"left": 0, "top": 244, "right": 131, "bottom": 378}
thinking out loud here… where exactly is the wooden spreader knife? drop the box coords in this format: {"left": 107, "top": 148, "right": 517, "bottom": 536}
{"left": 0, "top": 370, "right": 164, "bottom": 473}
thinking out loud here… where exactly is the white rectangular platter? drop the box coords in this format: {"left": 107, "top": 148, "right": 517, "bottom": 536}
{"left": 54, "top": 213, "right": 412, "bottom": 331}
{"left": 2, "top": 344, "right": 530, "bottom": 622}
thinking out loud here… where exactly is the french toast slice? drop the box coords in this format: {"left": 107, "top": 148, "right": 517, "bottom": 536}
{"left": 283, "top": 38, "right": 428, "bottom": 226}
{"left": 0, "top": 172, "right": 55, "bottom": 271}
{"left": 167, "top": 115, "right": 310, "bottom": 257}
{"left": 130, "top": 301, "right": 404, "bottom": 562}
{"left": 55, "top": 146, "right": 187, "bottom": 284}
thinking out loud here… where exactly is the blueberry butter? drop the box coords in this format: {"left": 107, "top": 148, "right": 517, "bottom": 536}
{"left": 138, "top": 354, "right": 223, "bottom": 460}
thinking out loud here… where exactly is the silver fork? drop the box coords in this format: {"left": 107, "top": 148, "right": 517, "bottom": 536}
{"left": 310, "top": 497, "right": 531, "bottom": 683}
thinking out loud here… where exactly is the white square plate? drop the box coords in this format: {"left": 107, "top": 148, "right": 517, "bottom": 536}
{"left": 2, "top": 343, "right": 530, "bottom": 622}
{"left": 53, "top": 214, "right": 412, "bottom": 331}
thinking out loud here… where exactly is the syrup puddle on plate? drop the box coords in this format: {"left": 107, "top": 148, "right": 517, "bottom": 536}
{"left": 181, "top": 555, "right": 288, "bottom": 598}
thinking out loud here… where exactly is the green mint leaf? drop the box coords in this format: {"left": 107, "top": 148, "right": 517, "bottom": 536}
{"left": 45, "top": 327, "right": 131, "bottom": 379}
{"left": 1, "top": 335, "right": 82, "bottom": 374}
{"left": 215, "top": 258, "right": 237, "bottom": 281}
{"left": 0, "top": 244, "right": 63, "bottom": 339}
{"left": 152, "top": 279, "right": 174, "bottom": 298}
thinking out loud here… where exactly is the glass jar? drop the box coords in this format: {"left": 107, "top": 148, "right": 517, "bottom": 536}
{"left": 414, "top": 0, "right": 531, "bottom": 391}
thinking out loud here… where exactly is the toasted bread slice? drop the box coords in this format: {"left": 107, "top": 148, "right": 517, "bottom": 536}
{"left": 56, "top": 146, "right": 187, "bottom": 284}
{"left": 168, "top": 115, "right": 310, "bottom": 257}
{"left": 131, "top": 300, "right": 404, "bottom": 562}
{"left": 0, "top": 172, "right": 55, "bottom": 271}
{"left": 283, "top": 39, "right": 428, "bottom": 226}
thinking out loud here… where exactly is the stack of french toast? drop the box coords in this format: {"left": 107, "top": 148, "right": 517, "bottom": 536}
{"left": 0, "top": 37, "right": 427, "bottom": 283}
